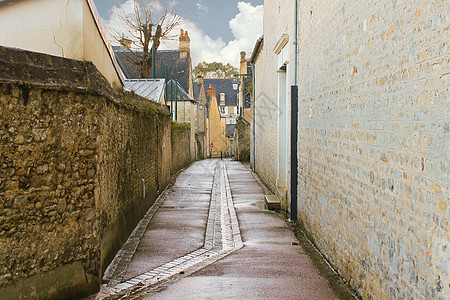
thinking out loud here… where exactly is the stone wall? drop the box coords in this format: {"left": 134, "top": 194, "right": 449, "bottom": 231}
{"left": 235, "top": 119, "right": 250, "bottom": 161}
{"left": 171, "top": 121, "right": 193, "bottom": 174}
{"left": 255, "top": 0, "right": 448, "bottom": 298}
{"left": 295, "top": 1, "right": 448, "bottom": 299}
{"left": 0, "top": 46, "right": 192, "bottom": 298}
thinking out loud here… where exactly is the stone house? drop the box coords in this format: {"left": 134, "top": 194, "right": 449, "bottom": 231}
{"left": 0, "top": 0, "right": 124, "bottom": 89}
{"left": 114, "top": 29, "right": 197, "bottom": 160}
{"left": 194, "top": 78, "right": 239, "bottom": 157}
{"left": 114, "top": 29, "right": 193, "bottom": 97}
{"left": 251, "top": 0, "right": 448, "bottom": 299}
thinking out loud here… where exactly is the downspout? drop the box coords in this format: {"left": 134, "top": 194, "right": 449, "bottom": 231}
{"left": 290, "top": 0, "right": 299, "bottom": 221}
{"left": 251, "top": 63, "right": 256, "bottom": 172}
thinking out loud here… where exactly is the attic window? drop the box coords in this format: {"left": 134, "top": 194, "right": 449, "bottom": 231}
{"left": 220, "top": 93, "right": 225, "bottom": 105}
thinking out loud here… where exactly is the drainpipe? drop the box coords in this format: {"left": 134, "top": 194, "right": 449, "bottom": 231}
{"left": 152, "top": 43, "right": 156, "bottom": 78}
{"left": 251, "top": 63, "right": 256, "bottom": 173}
{"left": 175, "top": 80, "right": 178, "bottom": 121}
{"left": 290, "top": 0, "right": 298, "bottom": 221}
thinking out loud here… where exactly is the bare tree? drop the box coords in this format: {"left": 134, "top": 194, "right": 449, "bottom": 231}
{"left": 112, "top": 0, "right": 184, "bottom": 78}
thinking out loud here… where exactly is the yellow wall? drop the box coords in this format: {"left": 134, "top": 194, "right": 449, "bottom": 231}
{"left": 208, "top": 93, "right": 227, "bottom": 154}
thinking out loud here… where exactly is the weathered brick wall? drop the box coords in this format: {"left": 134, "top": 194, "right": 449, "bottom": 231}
{"left": 295, "top": 1, "right": 449, "bottom": 299}
{"left": 0, "top": 46, "right": 191, "bottom": 298}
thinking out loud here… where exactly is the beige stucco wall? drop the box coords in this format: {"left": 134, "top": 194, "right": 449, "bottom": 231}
{"left": 0, "top": 0, "right": 122, "bottom": 89}
{"left": 0, "top": 0, "right": 83, "bottom": 59}
{"left": 82, "top": 1, "right": 123, "bottom": 89}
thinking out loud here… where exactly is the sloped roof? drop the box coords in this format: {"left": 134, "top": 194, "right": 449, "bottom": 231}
{"left": 226, "top": 124, "right": 236, "bottom": 136}
{"left": 113, "top": 47, "right": 190, "bottom": 92}
{"left": 124, "top": 79, "right": 165, "bottom": 103}
{"left": 166, "top": 79, "right": 195, "bottom": 103}
{"left": 194, "top": 79, "right": 238, "bottom": 107}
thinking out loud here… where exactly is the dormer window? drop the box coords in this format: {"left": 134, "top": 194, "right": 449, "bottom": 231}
{"left": 220, "top": 93, "right": 225, "bottom": 106}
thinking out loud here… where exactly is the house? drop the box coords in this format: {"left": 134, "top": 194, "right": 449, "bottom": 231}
{"left": 251, "top": 1, "right": 448, "bottom": 299}
{"left": 0, "top": 0, "right": 124, "bottom": 88}
{"left": 194, "top": 78, "right": 239, "bottom": 157}
{"left": 114, "top": 29, "right": 193, "bottom": 96}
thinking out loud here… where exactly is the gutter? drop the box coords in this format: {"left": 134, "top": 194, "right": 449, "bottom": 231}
{"left": 249, "top": 35, "right": 263, "bottom": 173}
{"left": 250, "top": 36, "right": 264, "bottom": 64}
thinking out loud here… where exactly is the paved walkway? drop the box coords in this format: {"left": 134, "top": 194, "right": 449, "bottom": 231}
{"left": 94, "top": 159, "right": 355, "bottom": 299}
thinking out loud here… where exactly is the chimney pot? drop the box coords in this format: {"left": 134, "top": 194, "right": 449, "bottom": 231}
{"left": 180, "top": 29, "right": 184, "bottom": 36}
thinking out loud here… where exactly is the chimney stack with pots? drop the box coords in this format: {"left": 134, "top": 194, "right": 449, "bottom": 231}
{"left": 179, "top": 29, "right": 190, "bottom": 58}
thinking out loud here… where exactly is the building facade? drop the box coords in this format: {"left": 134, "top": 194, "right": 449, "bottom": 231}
{"left": 252, "top": 1, "right": 449, "bottom": 299}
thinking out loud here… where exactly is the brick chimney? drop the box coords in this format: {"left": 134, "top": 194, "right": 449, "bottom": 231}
{"left": 179, "top": 29, "right": 190, "bottom": 58}
{"left": 207, "top": 84, "right": 216, "bottom": 98}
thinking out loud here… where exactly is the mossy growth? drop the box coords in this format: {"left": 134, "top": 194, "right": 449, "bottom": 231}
{"left": 121, "top": 91, "right": 170, "bottom": 117}
{"left": 171, "top": 121, "right": 191, "bottom": 132}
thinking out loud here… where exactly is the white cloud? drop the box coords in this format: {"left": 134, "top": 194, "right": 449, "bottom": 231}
{"left": 104, "top": 1, "right": 263, "bottom": 68}
{"left": 196, "top": 1, "right": 208, "bottom": 13}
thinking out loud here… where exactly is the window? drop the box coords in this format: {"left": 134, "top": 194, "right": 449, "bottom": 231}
{"left": 220, "top": 93, "right": 225, "bottom": 106}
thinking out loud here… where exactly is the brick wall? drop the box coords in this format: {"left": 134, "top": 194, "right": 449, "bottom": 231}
{"left": 0, "top": 46, "right": 192, "bottom": 298}
{"left": 295, "top": 1, "right": 448, "bottom": 299}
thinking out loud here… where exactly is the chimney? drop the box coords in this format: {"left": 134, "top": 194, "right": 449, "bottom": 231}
{"left": 119, "top": 35, "right": 132, "bottom": 50}
{"left": 207, "top": 84, "right": 216, "bottom": 98}
{"left": 239, "top": 51, "right": 247, "bottom": 76}
{"left": 240, "top": 51, "right": 246, "bottom": 63}
{"left": 179, "top": 29, "right": 190, "bottom": 58}
{"left": 197, "top": 72, "right": 204, "bottom": 86}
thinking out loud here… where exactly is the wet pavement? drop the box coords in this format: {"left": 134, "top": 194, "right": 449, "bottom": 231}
{"left": 93, "top": 159, "right": 356, "bottom": 299}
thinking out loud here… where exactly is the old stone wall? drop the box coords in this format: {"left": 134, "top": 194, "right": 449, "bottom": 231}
{"left": 171, "top": 121, "right": 193, "bottom": 175}
{"left": 0, "top": 46, "right": 192, "bottom": 298}
{"left": 235, "top": 119, "right": 250, "bottom": 161}
{"left": 295, "top": 1, "right": 448, "bottom": 299}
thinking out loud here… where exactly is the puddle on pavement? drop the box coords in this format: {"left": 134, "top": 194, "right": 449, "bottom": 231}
{"left": 250, "top": 200, "right": 266, "bottom": 209}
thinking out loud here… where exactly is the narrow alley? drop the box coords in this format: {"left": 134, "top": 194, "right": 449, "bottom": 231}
{"left": 93, "top": 160, "right": 355, "bottom": 299}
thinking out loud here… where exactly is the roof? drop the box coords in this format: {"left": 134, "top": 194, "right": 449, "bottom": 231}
{"left": 113, "top": 47, "right": 190, "bottom": 92}
{"left": 166, "top": 79, "right": 195, "bottom": 103}
{"left": 194, "top": 79, "right": 238, "bottom": 107}
{"left": 250, "top": 35, "right": 264, "bottom": 64}
{"left": 226, "top": 124, "right": 236, "bottom": 136}
{"left": 124, "top": 79, "right": 165, "bottom": 103}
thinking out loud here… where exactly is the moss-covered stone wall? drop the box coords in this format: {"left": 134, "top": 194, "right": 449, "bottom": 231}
{"left": 0, "top": 46, "right": 191, "bottom": 299}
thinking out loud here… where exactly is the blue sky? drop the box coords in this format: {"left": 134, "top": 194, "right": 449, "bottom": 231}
{"left": 92, "top": 0, "right": 263, "bottom": 67}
